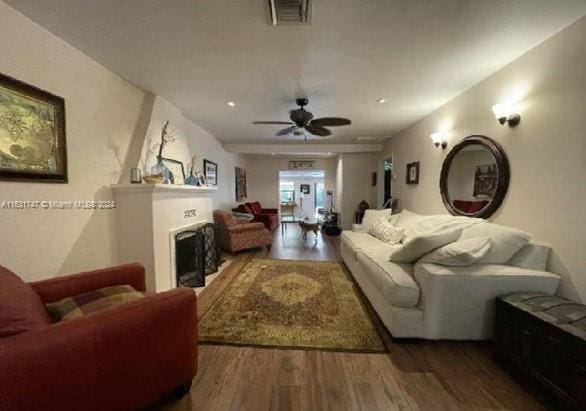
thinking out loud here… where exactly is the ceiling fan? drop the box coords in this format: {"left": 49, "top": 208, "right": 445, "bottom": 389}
{"left": 253, "top": 98, "right": 351, "bottom": 140}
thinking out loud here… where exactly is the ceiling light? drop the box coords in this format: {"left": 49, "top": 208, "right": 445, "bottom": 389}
{"left": 227, "top": 101, "right": 235, "bottom": 107}
{"left": 376, "top": 98, "right": 387, "bottom": 104}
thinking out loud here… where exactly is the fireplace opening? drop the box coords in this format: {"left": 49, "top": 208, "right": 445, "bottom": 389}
{"left": 175, "top": 223, "right": 221, "bottom": 288}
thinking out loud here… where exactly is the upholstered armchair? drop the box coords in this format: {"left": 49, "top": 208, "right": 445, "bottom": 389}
{"left": 213, "top": 210, "right": 272, "bottom": 252}
{"left": 0, "top": 263, "right": 197, "bottom": 411}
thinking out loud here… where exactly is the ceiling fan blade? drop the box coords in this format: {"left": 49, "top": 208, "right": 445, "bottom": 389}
{"left": 305, "top": 124, "right": 332, "bottom": 137}
{"left": 276, "top": 126, "right": 297, "bottom": 136}
{"left": 253, "top": 121, "right": 294, "bottom": 125}
{"left": 311, "top": 117, "right": 352, "bottom": 127}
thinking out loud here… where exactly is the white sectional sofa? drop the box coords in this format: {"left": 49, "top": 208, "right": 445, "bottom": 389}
{"left": 341, "top": 210, "right": 561, "bottom": 340}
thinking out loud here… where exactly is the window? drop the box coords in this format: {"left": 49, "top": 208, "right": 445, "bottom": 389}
{"left": 279, "top": 181, "right": 295, "bottom": 203}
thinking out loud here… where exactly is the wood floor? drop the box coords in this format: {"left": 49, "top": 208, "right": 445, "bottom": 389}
{"left": 158, "top": 227, "right": 551, "bottom": 411}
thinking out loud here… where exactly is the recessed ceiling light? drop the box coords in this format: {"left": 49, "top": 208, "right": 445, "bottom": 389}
{"left": 227, "top": 101, "right": 236, "bottom": 107}
{"left": 376, "top": 98, "right": 386, "bottom": 104}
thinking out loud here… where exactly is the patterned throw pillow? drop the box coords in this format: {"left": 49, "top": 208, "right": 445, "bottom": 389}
{"left": 369, "top": 218, "right": 404, "bottom": 244}
{"left": 46, "top": 285, "right": 145, "bottom": 322}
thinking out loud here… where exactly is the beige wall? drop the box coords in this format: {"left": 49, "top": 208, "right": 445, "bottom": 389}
{"left": 245, "top": 156, "right": 337, "bottom": 211}
{"left": 380, "top": 17, "right": 586, "bottom": 301}
{"left": 337, "top": 153, "right": 378, "bottom": 229}
{"left": 0, "top": 2, "right": 243, "bottom": 281}
{"left": 138, "top": 96, "right": 245, "bottom": 210}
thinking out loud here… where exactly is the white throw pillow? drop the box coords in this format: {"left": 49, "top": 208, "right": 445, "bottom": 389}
{"left": 419, "top": 237, "right": 492, "bottom": 266}
{"left": 459, "top": 223, "right": 531, "bottom": 264}
{"left": 361, "top": 209, "right": 394, "bottom": 232}
{"left": 390, "top": 228, "right": 462, "bottom": 263}
{"left": 369, "top": 218, "right": 404, "bottom": 244}
{"left": 393, "top": 209, "right": 425, "bottom": 229}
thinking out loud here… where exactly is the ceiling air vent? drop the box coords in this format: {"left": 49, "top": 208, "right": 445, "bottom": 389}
{"left": 266, "top": 0, "right": 313, "bottom": 26}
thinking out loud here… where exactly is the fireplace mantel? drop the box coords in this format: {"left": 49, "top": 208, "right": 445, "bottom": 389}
{"left": 111, "top": 183, "right": 216, "bottom": 291}
{"left": 111, "top": 183, "right": 217, "bottom": 194}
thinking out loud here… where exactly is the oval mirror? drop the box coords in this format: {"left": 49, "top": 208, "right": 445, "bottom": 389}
{"left": 440, "top": 135, "right": 510, "bottom": 218}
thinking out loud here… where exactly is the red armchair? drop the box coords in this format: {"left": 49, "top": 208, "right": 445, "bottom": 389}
{"left": 0, "top": 263, "right": 197, "bottom": 411}
{"left": 232, "top": 201, "right": 279, "bottom": 231}
{"left": 214, "top": 210, "right": 272, "bottom": 253}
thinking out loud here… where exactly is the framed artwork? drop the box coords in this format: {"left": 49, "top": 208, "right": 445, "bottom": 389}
{"left": 300, "top": 184, "right": 310, "bottom": 194}
{"left": 0, "top": 72, "right": 67, "bottom": 182}
{"left": 406, "top": 161, "right": 420, "bottom": 185}
{"left": 196, "top": 171, "right": 207, "bottom": 186}
{"left": 235, "top": 166, "right": 247, "bottom": 201}
{"left": 203, "top": 159, "right": 217, "bottom": 185}
{"left": 161, "top": 157, "right": 185, "bottom": 184}
{"left": 473, "top": 163, "right": 498, "bottom": 197}
{"left": 289, "top": 160, "right": 315, "bottom": 170}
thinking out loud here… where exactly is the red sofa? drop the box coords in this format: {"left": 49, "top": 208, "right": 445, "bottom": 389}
{"left": 453, "top": 199, "right": 489, "bottom": 214}
{"left": 0, "top": 263, "right": 197, "bottom": 411}
{"left": 233, "top": 201, "right": 279, "bottom": 231}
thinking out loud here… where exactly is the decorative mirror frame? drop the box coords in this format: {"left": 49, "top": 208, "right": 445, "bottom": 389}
{"left": 439, "top": 135, "right": 510, "bottom": 219}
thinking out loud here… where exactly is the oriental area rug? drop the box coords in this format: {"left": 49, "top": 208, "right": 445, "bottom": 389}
{"left": 199, "top": 258, "right": 385, "bottom": 352}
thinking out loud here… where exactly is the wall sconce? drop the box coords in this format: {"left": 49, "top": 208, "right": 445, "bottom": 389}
{"left": 492, "top": 103, "right": 521, "bottom": 127}
{"left": 430, "top": 131, "right": 447, "bottom": 149}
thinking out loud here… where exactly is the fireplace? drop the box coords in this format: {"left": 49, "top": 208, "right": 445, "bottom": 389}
{"left": 174, "top": 223, "right": 221, "bottom": 288}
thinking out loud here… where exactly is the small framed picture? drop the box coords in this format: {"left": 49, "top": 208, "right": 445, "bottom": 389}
{"left": 203, "top": 159, "right": 217, "bottom": 185}
{"left": 406, "top": 161, "right": 420, "bottom": 185}
{"left": 161, "top": 157, "right": 185, "bottom": 184}
{"left": 300, "top": 184, "right": 310, "bottom": 194}
{"left": 196, "top": 171, "right": 207, "bottom": 186}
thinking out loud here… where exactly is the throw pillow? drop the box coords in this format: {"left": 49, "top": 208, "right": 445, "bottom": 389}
{"left": 46, "top": 285, "right": 145, "bottom": 322}
{"left": 393, "top": 209, "right": 425, "bottom": 229}
{"left": 419, "top": 237, "right": 492, "bottom": 266}
{"left": 369, "top": 218, "right": 404, "bottom": 244}
{"left": 459, "top": 222, "right": 531, "bottom": 264}
{"left": 361, "top": 208, "right": 394, "bottom": 232}
{"left": 0, "top": 265, "right": 51, "bottom": 337}
{"left": 390, "top": 228, "right": 462, "bottom": 263}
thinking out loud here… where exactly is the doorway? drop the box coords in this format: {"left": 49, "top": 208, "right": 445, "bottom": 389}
{"left": 279, "top": 170, "right": 325, "bottom": 220}
{"left": 382, "top": 157, "right": 392, "bottom": 208}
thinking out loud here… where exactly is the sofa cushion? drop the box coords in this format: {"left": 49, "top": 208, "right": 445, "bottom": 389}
{"left": 357, "top": 249, "right": 420, "bottom": 307}
{"left": 506, "top": 241, "right": 551, "bottom": 271}
{"left": 0, "top": 265, "right": 51, "bottom": 337}
{"left": 361, "top": 208, "right": 394, "bottom": 232}
{"left": 393, "top": 209, "right": 425, "bottom": 229}
{"left": 46, "top": 284, "right": 145, "bottom": 322}
{"left": 402, "top": 214, "right": 483, "bottom": 242}
{"left": 341, "top": 230, "right": 394, "bottom": 253}
{"left": 248, "top": 202, "right": 262, "bottom": 214}
{"left": 419, "top": 237, "right": 492, "bottom": 266}
{"left": 460, "top": 222, "right": 531, "bottom": 264}
{"left": 369, "top": 218, "right": 404, "bottom": 244}
{"left": 391, "top": 228, "right": 462, "bottom": 263}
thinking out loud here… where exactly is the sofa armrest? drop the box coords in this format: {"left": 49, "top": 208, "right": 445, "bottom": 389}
{"left": 352, "top": 223, "right": 366, "bottom": 233}
{"left": 261, "top": 208, "right": 278, "bottom": 214}
{"left": 0, "top": 287, "right": 197, "bottom": 411}
{"left": 414, "top": 263, "right": 560, "bottom": 340}
{"left": 29, "top": 263, "right": 146, "bottom": 303}
{"left": 228, "top": 222, "right": 265, "bottom": 232}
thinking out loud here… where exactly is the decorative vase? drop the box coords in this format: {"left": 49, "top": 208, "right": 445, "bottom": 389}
{"left": 185, "top": 170, "right": 198, "bottom": 186}
{"left": 150, "top": 156, "right": 171, "bottom": 184}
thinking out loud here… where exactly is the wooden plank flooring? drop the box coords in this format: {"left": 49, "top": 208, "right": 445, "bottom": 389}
{"left": 157, "top": 227, "right": 549, "bottom": 410}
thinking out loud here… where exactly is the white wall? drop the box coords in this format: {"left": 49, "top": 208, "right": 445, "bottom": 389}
{"left": 337, "top": 153, "right": 378, "bottom": 229}
{"left": 245, "top": 156, "right": 337, "bottom": 210}
{"left": 380, "top": 17, "right": 586, "bottom": 301}
{"left": 0, "top": 2, "right": 146, "bottom": 281}
{"left": 0, "top": 2, "right": 243, "bottom": 281}
{"left": 138, "top": 96, "right": 245, "bottom": 210}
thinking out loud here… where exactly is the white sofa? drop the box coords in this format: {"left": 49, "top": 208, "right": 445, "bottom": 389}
{"left": 341, "top": 210, "right": 561, "bottom": 340}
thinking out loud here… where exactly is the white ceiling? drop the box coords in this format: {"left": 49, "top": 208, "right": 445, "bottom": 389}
{"left": 6, "top": 0, "right": 586, "bottom": 145}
